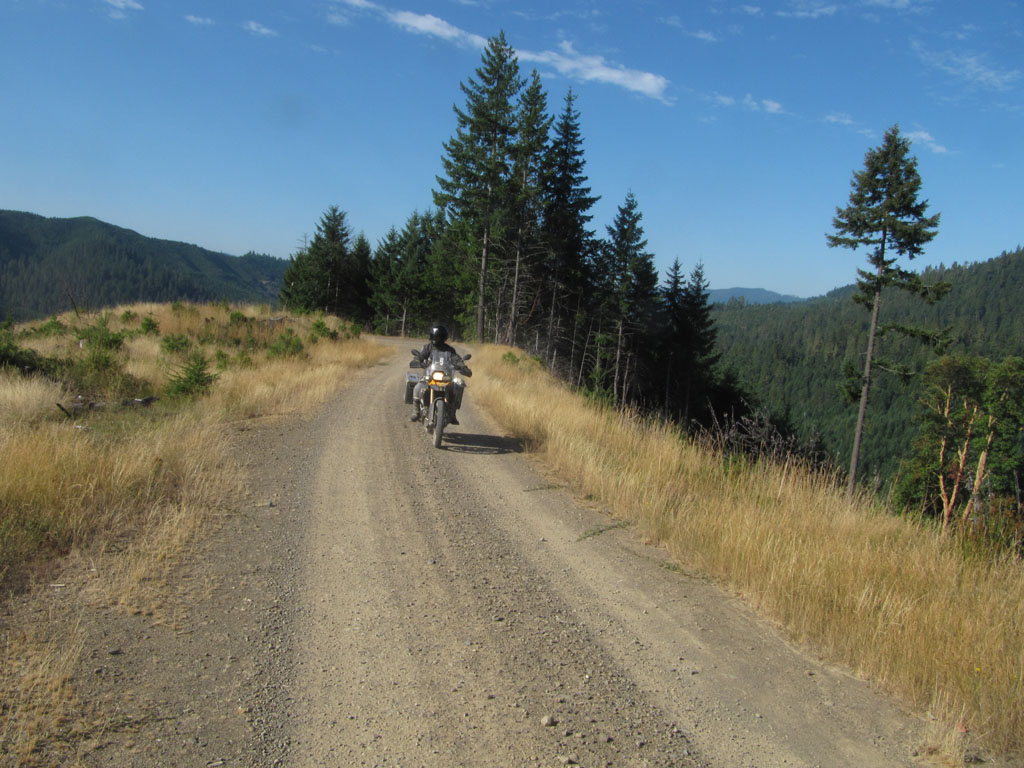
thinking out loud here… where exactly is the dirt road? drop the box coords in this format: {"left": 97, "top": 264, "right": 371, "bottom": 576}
{"left": 72, "top": 343, "right": 928, "bottom": 767}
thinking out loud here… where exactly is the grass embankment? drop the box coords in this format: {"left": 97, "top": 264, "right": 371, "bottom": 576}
{"left": 472, "top": 345, "right": 1024, "bottom": 762}
{"left": 0, "top": 302, "right": 390, "bottom": 765}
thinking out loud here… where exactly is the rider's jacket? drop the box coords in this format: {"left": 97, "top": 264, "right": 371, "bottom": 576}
{"left": 413, "top": 341, "right": 471, "bottom": 375}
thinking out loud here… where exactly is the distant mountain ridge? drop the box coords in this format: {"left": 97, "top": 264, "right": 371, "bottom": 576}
{"left": 713, "top": 246, "right": 1024, "bottom": 483}
{"left": 709, "top": 287, "right": 804, "bottom": 305}
{"left": 0, "top": 210, "right": 288, "bottom": 322}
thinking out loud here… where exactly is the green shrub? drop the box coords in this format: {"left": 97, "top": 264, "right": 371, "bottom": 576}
{"left": 229, "top": 311, "right": 249, "bottom": 325}
{"left": 141, "top": 315, "right": 159, "bottom": 335}
{"left": 62, "top": 346, "right": 146, "bottom": 399}
{"left": 267, "top": 328, "right": 304, "bottom": 359}
{"left": 165, "top": 351, "right": 218, "bottom": 398}
{"left": 214, "top": 349, "right": 231, "bottom": 371}
{"left": 27, "top": 316, "right": 68, "bottom": 338}
{"left": 309, "top": 318, "right": 338, "bottom": 342}
{"left": 1, "top": 327, "right": 47, "bottom": 374}
{"left": 160, "top": 333, "right": 190, "bottom": 354}
{"left": 76, "top": 314, "right": 125, "bottom": 351}
{"left": 120, "top": 309, "right": 138, "bottom": 323}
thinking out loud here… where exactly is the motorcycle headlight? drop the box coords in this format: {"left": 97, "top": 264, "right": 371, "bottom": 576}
{"left": 430, "top": 371, "right": 447, "bottom": 382}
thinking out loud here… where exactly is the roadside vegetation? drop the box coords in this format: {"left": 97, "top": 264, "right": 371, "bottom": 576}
{"left": 473, "top": 344, "right": 1024, "bottom": 764}
{"left": 0, "top": 301, "right": 389, "bottom": 765}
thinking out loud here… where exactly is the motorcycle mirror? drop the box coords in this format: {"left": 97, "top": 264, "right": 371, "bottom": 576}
{"left": 462, "top": 354, "right": 472, "bottom": 361}
{"left": 411, "top": 349, "right": 419, "bottom": 355}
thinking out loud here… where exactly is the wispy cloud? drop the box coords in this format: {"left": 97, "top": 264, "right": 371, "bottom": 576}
{"left": 710, "top": 91, "right": 786, "bottom": 115}
{"left": 387, "top": 11, "right": 486, "bottom": 48}
{"left": 823, "top": 112, "right": 876, "bottom": 139}
{"left": 905, "top": 129, "right": 948, "bottom": 154}
{"left": 185, "top": 15, "right": 214, "bottom": 26}
{"left": 243, "top": 20, "right": 278, "bottom": 38}
{"left": 103, "top": 0, "right": 142, "bottom": 19}
{"left": 913, "top": 40, "right": 1021, "bottom": 92}
{"left": 739, "top": 5, "right": 763, "bottom": 16}
{"left": 863, "top": 0, "right": 933, "bottom": 10}
{"left": 340, "top": 4, "right": 671, "bottom": 102}
{"left": 824, "top": 112, "right": 854, "bottom": 126}
{"left": 662, "top": 16, "right": 719, "bottom": 43}
{"left": 519, "top": 42, "right": 672, "bottom": 103}
{"left": 740, "top": 93, "right": 785, "bottom": 113}
{"left": 777, "top": 1, "right": 838, "bottom": 19}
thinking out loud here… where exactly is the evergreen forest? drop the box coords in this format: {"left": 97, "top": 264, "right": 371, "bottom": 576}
{"left": 4, "top": 31, "right": 1022, "bottom": 532}
{"left": 0, "top": 210, "right": 286, "bottom": 321}
{"left": 276, "top": 33, "right": 1023, "bottom": 532}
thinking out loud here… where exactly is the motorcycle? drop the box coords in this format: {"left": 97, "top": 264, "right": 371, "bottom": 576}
{"left": 406, "top": 349, "right": 471, "bottom": 448}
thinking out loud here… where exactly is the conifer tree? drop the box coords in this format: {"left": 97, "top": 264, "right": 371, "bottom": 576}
{"left": 434, "top": 32, "right": 523, "bottom": 341}
{"left": 660, "top": 261, "right": 719, "bottom": 425}
{"left": 594, "top": 192, "right": 658, "bottom": 405}
{"left": 542, "top": 89, "right": 599, "bottom": 371}
{"left": 502, "top": 70, "right": 551, "bottom": 346}
{"left": 827, "top": 124, "right": 944, "bottom": 498}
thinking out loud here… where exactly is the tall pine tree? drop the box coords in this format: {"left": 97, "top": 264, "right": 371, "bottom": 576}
{"left": 434, "top": 32, "right": 523, "bottom": 341}
{"left": 827, "top": 124, "right": 944, "bottom": 498}
{"left": 541, "top": 89, "right": 599, "bottom": 374}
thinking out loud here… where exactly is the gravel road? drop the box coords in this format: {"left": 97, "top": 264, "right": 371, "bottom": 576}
{"left": 69, "top": 341, "right": 929, "bottom": 767}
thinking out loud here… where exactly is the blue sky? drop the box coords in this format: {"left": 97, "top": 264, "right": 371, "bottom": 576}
{"left": 2, "top": 0, "right": 1021, "bottom": 297}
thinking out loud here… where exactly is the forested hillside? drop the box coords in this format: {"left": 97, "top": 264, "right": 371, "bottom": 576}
{"left": 714, "top": 246, "right": 1024, "bottom": 485}
{"left": 0, "top": 210, "right": 287, "bottom": 321}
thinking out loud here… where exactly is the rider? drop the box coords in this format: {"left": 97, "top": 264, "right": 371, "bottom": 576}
{"left": 409, "top": 325, "right": 471, "bottom": 424}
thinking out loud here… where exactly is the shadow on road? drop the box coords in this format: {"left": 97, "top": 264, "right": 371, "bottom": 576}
{"left": 440, "top": 431, "right": 524, "bottom": 454}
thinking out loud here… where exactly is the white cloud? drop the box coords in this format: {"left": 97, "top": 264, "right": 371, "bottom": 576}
{"left": 185, "top": 15, "right": 214, "bottom": 26}
{"left": 243, "top": 20, "right": 277, "bottom": 37}
{"left": 739, "top": 5, "right": 763, "bottom": 15}
{"left": 825, "top": 112, "right": 854, "bottom": 125}
{"left": 739, "top": 93, "right": 785, "bottom": 112}
{"left": 905, "top": 129, "right": 948, "bottom": 154}
{"left": 519, "top": 41, "right": 672, "bottom": 103}
{"left": 913, "top": 41, "right": 1021, "bottom": 92}
{"left": 777, "top": 2, "right": 838, "bottom": 19}
{"left": 103, "top": 0, "right": 142, "bottom": 18}
{"left": 662, "top": 16, "right": 719, "bottom": 42}
{"left": 387, "top": 11, "right": 486, "bottom": 48}
{"left": 338, "top": 5, "right": 670, "bottom": 102}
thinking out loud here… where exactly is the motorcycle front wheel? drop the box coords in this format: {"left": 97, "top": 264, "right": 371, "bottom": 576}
{"left": 433, "top": 399, "right": 446, "bottom": 448}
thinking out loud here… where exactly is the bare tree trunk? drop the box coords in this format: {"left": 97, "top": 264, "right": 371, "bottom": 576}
{"left": 961, "top": 415, "right": 995, "bottom": 529}
{"left": 507, "top": 235, "right": 522, "bottom": 346}
{"left": 577, "top": 323, "right": 593, "bottom": 389}
{"left": 477, "top": 213, "right": 490, "bottom": 341}
{"left": 847, "top": 281, "right": 882, "bottom": 500}
{"left": 545, "top": 284, "right": 558, "bottom": 365}
{"left": 614, "top": 319, "right": 624, "bottom": 406}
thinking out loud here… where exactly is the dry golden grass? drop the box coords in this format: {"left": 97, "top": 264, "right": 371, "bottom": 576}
{"left": 0, "top": 372, "right": 66, "bottom": 430}
{"left": 0, "top": 622, "right": 85, "bottom": 767}
{"left": 472, "top": 345, "right": 1024, "bottom": 760}
{"left": 1, "top": 302, "right": 392, "bottom": 763}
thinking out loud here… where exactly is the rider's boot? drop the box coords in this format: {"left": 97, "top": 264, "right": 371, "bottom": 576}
{"left": 409, "top": 400, "right": 422, "bottom": 422}
{"left": 449, "top": 410, "right": 460, "bottom": 425}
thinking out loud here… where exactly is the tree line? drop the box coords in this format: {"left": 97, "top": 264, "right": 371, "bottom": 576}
{"left": 280, "top": 32, "right": 730, "bottom": 428}
{"left": 276, "top": 32, "right": 1023, "bottom": 539}
{"left": 0, "top": 210, "right": 285, "bottom": 321}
